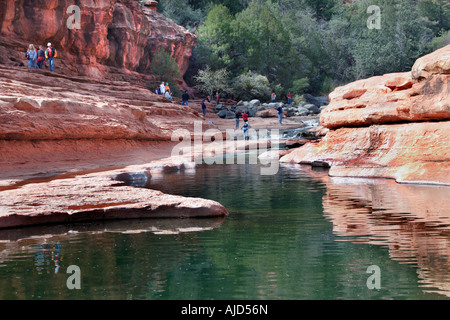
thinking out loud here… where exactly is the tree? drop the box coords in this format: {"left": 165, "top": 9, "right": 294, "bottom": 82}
{"left": 231, "top": 0, "right": 302, "bottom": 94}
{"left": 194, "top": 4, "right": 235, "bottom": 70}
{"left": 194, "top": 66, "right": 232, "bottom": 100}
{"left": 156, "top": 0, "right": 205, "bottom": 31}
{"left": 150, "top": 48, "right": 182, "bottom": 95}
{"left": 347, "top": 0, "right": 434, "bottom": 79}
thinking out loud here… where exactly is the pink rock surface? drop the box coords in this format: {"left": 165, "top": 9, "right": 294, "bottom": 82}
{"left": 0, "top": 169, "right": 228, "bottom": 229}
{"left": 0, "top": 64, "right": 212, "bottom": 140}
{"left": 0, "top": 0, "right": 196, "bottom": 84}
{"left": 282, "top": 45, "right": 450, "bottom": 185}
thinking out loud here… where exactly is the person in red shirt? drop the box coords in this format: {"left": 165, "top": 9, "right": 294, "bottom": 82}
{"left": 287, "top": 92, "right": 292, "bottom": 105}
{"left": 242, "top": 111, "right": 249, "bottom": 122}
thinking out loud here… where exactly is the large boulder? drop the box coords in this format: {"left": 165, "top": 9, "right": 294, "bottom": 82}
{"left": 281, "top": 45, "right": 450, "bottom": 185}
{"left": 305, "top": 94, "right": 330, "bottom": 107}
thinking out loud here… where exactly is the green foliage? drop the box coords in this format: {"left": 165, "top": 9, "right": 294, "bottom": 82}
{"left": 150, "top": 48, "right": 182, "bottom": 96}
{"left": 417, "top": 0, "right": 450, "bottom": 35}
{"left": 290, "top": 78, "right": 310, "bottom": 96}
{"left": 155, "top": 0, "right": 449, "bottom": 97}
{"left": 194, "top": 66, "right": 232, "bottom": 98}
{"left": 432, "top": 29, "right": 450, "bottom": 50}
{"left": 156, "top": 0, "right": 205, "bottom": 31}
{"left": 231, "top": 71, "right": 272, "bottom": 101}
{"left": 195, "top": 5, "right": 235, "bottom": 70}
{"left": 292, "top": 94, "right": 306, "bottom": 106}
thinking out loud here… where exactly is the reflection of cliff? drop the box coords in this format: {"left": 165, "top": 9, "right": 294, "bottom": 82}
{"left": 318, "top": 175, "right": 450, "bottom": 297}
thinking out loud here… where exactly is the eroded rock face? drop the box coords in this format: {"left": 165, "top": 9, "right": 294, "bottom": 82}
{"left": 320, "top": 71, "right": 449, "bottom": 129}
{"left": 0, "top": 0, "right": 196, "bottom": 81}
{"left": 0, "top": 64, "right": 210, "bottom": 140}
{"left": 281, "top": 45, "right": 450, "bottom": 185}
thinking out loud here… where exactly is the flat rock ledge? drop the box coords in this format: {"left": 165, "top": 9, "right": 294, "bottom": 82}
{"left": 0, "top": 156, "right": 228, "bottom": 230}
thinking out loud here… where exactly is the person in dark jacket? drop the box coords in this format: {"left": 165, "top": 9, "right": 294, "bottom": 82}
{"left": 201, "top": 100, "right": 207, "bottom": 117}
{"left": 36, "top": 45, "right": 45, "bottom": 69}
{"left": 235, "top": 110, "right": 241, "bottom": 128}
{"left": 181, "top": 90, "right": 189, "bottom": 106}
{"left": 277, "top": 104, "right": 283, "bottom": 124}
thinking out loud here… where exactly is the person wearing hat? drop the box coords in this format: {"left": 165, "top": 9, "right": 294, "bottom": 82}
{"left": 45, "top": 42, "right": 57, "bottom": 72}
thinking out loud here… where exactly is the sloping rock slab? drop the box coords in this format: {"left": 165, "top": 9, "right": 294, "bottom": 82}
{"left": 0, "top": 169, "right": 228, "bottom": 229}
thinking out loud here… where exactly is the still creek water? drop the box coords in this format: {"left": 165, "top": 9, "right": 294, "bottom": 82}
{"left": 0, "top": 161, "right": 449, "bottom": 300}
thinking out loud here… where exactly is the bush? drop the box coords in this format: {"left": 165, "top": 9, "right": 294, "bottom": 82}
{"left": 432, "top": 30, "right": 450, "bottom": 50}
{"left": 231, "top": 71, "right": 272, "bottom": 101}
{"left": 150, "top": 48, "right": 182, "bottom": 84}
{"left": 290, "top": 78, "right": 310, "bottom": 95}
{"left": 293, "top": 94, "right": 306, "bottom": 106}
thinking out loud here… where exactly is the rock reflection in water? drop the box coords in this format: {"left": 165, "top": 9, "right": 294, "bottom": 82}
{"left": 0, "top": 217, "right": 226, "bottom": 269}
{"left": 314, "top": 172, "right": 450, "bottom": 297}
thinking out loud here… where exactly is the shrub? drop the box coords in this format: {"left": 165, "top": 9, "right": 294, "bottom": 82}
{"left": 231, "top": 71, "right": 272, "bottom": 101}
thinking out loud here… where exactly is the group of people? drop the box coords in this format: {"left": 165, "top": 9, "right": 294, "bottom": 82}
{"left": 155, "top": 82, "right": 173, "bottom": 100}
{"left": 25, "top": 43, "right": 57, "bottom": 72}
{"left": 272, "top": 91, "right": 292, "bottom": 105}
{"left": 234, "top": 110, "right": 251, "bottom": 140}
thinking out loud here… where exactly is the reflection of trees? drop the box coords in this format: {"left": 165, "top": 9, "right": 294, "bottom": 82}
{"left": 320, "top": 176, "right": 450, "bottom": 297}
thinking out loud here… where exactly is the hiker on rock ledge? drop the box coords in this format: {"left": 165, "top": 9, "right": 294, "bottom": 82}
{"left": 45, "top": 43, "right": 57, "bottom": 72}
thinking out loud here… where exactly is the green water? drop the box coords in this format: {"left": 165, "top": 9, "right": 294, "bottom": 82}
{"left": 0, "top": 162, "right": 449, "bottom": 300}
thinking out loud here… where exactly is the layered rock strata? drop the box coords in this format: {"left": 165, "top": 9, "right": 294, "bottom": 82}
{"left": 281, "top": 45, "right": 450, "bottom": 185}
{"left": 0, "top": 58, "right": 225, "bottom": 228}
{"left": 0, "top": 0, "right": 196, "bottom": 83}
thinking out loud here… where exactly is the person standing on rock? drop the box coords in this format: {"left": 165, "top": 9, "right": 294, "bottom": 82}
{"left": 36, "top": 45, "right": 45, "bottom": 69}
{"left": 235, "top": 109, "right": 241, "bottom": 128}
{"left": 165, "top": 82, "right": 170, "bottom": 94}
{"left": 277, "top": 104, "right": 283, "bottom": 124}
{"left": 287, "top": 92, "right": 292, "bottom": 105}
{"left": 271, "top": 91, "right": 276, "bottom": 103}
{"left": 45, "top": 43, "right": 57, "bottom": 72}
{"left": 242, "top": 121, "right": 250, "bottom": 141}
{"left": 242, "top": 110, "right": 249, "bottom": 123}
{"left": 215, "top": 92, "right": 220, "bottom": 105}
{"left": 26, "top": 44, "right": 37, "bottom": 68}
{"left": 201, "top": 100, "right": 207, "bottom": 117}
{"left": 181, "top": 90, "right": 189, "bottom": 106}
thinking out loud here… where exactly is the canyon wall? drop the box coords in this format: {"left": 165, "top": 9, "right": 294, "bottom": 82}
{"left": 280, "top": 45, "right": 450, "bottom": 185}
{"left": 0, "top": 0, "right": 196, "bottom": 83}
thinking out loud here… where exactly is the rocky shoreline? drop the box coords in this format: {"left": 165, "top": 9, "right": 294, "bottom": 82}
{"left": 281, "top": 45, "right": 450, "bottom": 186}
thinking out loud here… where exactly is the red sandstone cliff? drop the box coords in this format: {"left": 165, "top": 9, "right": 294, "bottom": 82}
{"left": 0, "top": 0, "right": 196, "bottom": 84}
{"left": 280, "top": 45, "right": 450, "bottom": 185}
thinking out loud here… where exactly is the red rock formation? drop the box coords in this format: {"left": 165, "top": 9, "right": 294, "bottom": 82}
{"left": 0, "top": 167, "right": 228, "bottom": 229}
{"left": 0, "top": 0, "right": 196, "bottom": 84}
{"left": 281, "top": 45, "right": 450, "bottom": 185}
{"left": 0, "top": 64, "right": 210, "bottom": 140}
